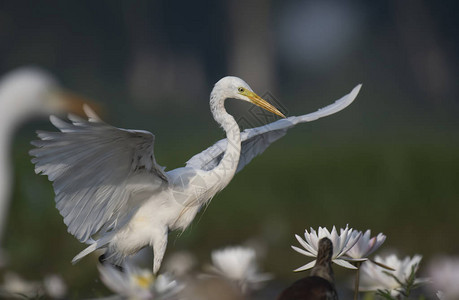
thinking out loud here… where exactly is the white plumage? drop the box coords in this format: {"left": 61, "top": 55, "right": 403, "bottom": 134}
{"left": 30, "top": 76, "right": 361, "bottom": 273}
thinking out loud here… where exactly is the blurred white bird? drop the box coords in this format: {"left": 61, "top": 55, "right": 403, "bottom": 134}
{"left": 0, "top": 67, "right": 90, "bottom": 265}
{"left": 30, "top": 76, "right": 361, "bottom": 274}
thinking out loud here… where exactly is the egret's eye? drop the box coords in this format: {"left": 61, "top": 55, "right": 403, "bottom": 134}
{"left": 238, "top": 87, "right": 245, "bottom": 93}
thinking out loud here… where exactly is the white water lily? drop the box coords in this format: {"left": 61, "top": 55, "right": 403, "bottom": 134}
{"left": 98, "top": 263, "right": 182, "bottom": 300}
{"left": 0, "top": 272, "right": 68, "bottom": 299}
{"left": 43, "top": 274, "right": 67, "bottom": 299}
{"left": 210, "top": 246, "right": 272, "bottom": 293}
{"left": 360, "top": 254, "right": 424, "bottom": 296}
{"left": 0, "top": 272, "right": 43, "bottom": 298}
{"left": 292, "top": 225, "right": 361, "bottom": 271}
{"left": 428, "top": 256, "right": 459, "bottom": 299}
{"left": 345, "top": 229, "right": 386, "bottom": 260}
{"left": 437, "top": 291, "right": 444, "bottom": 300}
{"left": 163, "top": 251, "right": 197, "bottom": 277}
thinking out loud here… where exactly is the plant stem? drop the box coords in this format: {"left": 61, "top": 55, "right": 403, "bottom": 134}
{"left": 354, "top": 261, "right": 362, "bottom": 300}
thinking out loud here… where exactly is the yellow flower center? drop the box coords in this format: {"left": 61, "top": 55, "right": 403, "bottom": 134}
{"left": 134, "top": 274, "right": 154, "bottom": 289}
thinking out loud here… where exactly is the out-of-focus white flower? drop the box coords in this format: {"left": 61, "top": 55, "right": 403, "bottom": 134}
{"left": 43, "top": 274, "right": 67, "bottom": 299}
{"left": 210, "top": 246, "right": 272, "bottom": 293}
{"left": 98, "top": 262, "right": 182, "bottom": 300}
{"left": 0, "top": 272, "right": 43, "bottom": 298}
{"left": 292, "top": 225, "right": 361, "bottom": 271}
{"left": 345, "top": 230, "right": 386, "bottom": 260}
{"left": 154, "top": 273, "right": 182, "bottom": 297}
{"left": 428, "top": 256, "right": 459, "bottom": 300}
{"left": 360, "top": 254, "right": 424, "bottom": 296}
{"left": 437, "top": 290, "right": 444, "bottom": 300}
{"left": 163, "top": 251, "right": 197, "bottom": 277}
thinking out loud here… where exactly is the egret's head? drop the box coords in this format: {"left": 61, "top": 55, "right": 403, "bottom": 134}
{"left": 213, "top": 76, "right": 285, "bottom": 118}
{"left": 0, "top": 67, "right": 99, "bottom": 121}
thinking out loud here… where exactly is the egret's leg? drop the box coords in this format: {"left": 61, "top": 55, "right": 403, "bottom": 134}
{"left": 152, "top": 229, "right": 168, "bottom": 274}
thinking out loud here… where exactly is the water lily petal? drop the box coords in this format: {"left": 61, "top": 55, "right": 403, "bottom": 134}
{"left": 294, "top": 260, "right": 317, "bottom": 272}
{"left": 343, "top": 257, "right": 368, "bottom": 262}
{"left": 333, "top": 259, "right": 358, "bottom": 269}
{"left": 341, "top": 231, "right": 362, "bottom": 255}
{"left": 291, "top": 245, "right": 315, "bottom": 257}
{"left": 295, "top": 234, "right": 316, "bottom": 255}
{"left": 366, "top": 233, "right": 386, "bottom": 257}
{"left": 328, "top": 226, "right": 341, "bottom": 257}
{"left": 308, "top": 228, "right": 319, "bottom": 248}
{"left": 303, "top": 229, "right": 314, "bottom": 245}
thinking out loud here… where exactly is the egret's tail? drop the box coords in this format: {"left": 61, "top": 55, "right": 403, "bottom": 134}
{"left": 72, "top": 239, "right": 110, "bottom": 264}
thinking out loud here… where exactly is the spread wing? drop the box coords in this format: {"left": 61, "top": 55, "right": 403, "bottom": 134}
{"left": 30, "top": 106, "right": 168, "bottom": 242}
{"left": 186, "top": 84, "right": 361, "bottom": 172}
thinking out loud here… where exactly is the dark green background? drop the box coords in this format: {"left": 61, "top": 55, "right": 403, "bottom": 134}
{"left": 1, "top": 0, "right": 458, "bottom": 297}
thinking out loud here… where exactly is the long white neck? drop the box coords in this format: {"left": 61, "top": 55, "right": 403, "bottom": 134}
{"left": 0, "top": 87, "right": 46, "bottom": 247}
{"left": 208, "top": 89, "right": 241, "bottom": 190}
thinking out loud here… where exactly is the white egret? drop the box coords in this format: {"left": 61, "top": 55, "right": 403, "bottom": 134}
{"left": 30, "top": 77, "right": 361, "bottom": 274}
{"left": 0, "top": 67, "right": 90, "bottom": 264}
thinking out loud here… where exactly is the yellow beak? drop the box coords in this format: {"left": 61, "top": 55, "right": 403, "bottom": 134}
{"left": 245, "top": 90, "right": 286, "bottom": 118}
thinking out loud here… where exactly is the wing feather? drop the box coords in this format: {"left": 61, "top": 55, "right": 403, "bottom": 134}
{"left": 30, "top": 112, "right": 168, "bottom": 242}
{"left": 186, "top": 84, "right": 361, "bottom": 172}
